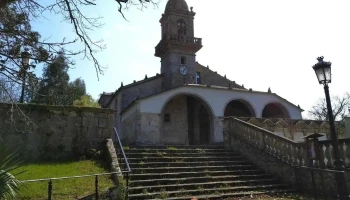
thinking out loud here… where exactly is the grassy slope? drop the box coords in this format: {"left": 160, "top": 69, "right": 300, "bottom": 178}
{"left": 11, "top": 159, "right": 115, "bottom": 200}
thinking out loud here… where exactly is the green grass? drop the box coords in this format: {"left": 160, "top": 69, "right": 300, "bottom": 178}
{"left": 11, "top": 158, "right": 115, "bottom": 200}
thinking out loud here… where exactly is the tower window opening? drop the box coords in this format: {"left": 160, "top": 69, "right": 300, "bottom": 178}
{"left": 196, "top": 72, "right": 201, "bottom": 84}
{"left": 177, "top": 19, "right": 187, "bottom": 35}
{"left": 181, "top": 56, "right": 186, "bottom": 65}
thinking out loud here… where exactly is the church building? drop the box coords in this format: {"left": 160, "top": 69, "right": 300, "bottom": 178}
{"left": 98, "top": 0, "right": 303, "bottom": 145}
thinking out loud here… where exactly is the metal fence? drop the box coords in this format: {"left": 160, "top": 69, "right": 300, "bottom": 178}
{"left": 21, "top": 171, "right": 125, "bottom": 200}
{"left": 19, "top": 127, "right": 131, "bottom": 200}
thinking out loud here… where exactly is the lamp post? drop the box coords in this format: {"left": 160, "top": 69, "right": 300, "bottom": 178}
{"left": 312, "top": 56, "right": 349, "bottom": 199}
{"left": 19, "top": 51, "right": 31, "bottom": 103}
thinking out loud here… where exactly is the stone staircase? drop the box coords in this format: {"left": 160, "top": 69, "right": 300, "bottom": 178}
{"left": 120, "top": 145, "right": 294, "bottom": 200}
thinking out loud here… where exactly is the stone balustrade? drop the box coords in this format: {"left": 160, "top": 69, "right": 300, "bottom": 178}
{"left": 224, "top": 117, "right": 307, "bottom": 167}
{"left": 316, "top": 139, "right": 350, "bottom": 168}
{"left": 165, "top": 33, "right": 202, "bottom": 45}
{"left": 155, "top": 34, "right": 202, "bottom": 57}
{"left": 223, "top": 117, "right": 350, "bottom": 197}
{"left": 224, "top": 117, "right": 350, "bottom": 169}
{"left": 239, "top": 117, "right": 346, "bottom": 142}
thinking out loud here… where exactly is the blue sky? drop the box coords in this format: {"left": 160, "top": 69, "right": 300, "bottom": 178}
{"left": 31, "top": 0, "right": 350, "bottom": 118}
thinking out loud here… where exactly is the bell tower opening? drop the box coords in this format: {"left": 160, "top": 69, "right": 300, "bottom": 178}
{"left": 155, "top": 0, "right": 203, "bottom": 90}
{"left": 177, "top": 19, "right": 187, "bottom": 35}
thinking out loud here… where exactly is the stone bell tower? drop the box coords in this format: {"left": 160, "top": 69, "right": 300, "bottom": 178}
{"left": 155, "top": 0, "right": 202, "bottom": 90}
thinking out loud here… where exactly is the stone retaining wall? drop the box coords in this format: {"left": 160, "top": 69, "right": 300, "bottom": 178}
{"left": 0, "top": 103, "right": 116, "bottom": 160}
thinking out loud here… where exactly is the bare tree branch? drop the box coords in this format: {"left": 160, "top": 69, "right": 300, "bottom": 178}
{"left": 308, "top": 92, "right": 350, "bottom": 121}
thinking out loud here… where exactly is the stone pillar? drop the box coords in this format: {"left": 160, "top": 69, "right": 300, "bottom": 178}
{"left": 344, "top": 117, "right": 350, "bottom": 138}
{"left": 301, "top": 133, "right": 324, "bottom": 168}
{"left": 213, "top": 116, "right": 223, "bottom": 144}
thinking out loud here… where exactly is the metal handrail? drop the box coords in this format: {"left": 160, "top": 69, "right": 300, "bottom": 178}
{"left": 21, "top": 171, "right": 124, "bottom": 183}
{"left": 20, "top": 171, "right": 125, "bottom": 200}
{"left": 114, "top": 127, "right": 131, "bottom": 173}
{"left": 113, "top": 127, "right": 131, "bottom": 199}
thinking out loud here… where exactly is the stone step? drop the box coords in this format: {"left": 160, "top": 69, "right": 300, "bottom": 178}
{"left": 122, "top": 155, "right": 245, "bottom": 162}
{"left": 128, "top": 183, "right": 290, "bottom": 200}
{"left": 129, "top": 178, "right": 279, "bottom": 194}
{"left": 126, "top": 145, "right": 224, "bottom": 150}
{"left": 129, "top": 170, "right": 265, "bottom": 180}
{"left": 132, "top": 165, "right": 256, "bottom": 173}
{"left": 125, "top": 146, "right": 295, "bottom": 199}
{"left": 129, "top": 174, "right": 273, "bottom": 186}
{"left": 124, "top": 148, "right": 233, "bottom": 153}
{"left": 146, "top": 189, "right": 296, "bottom": 200}
{"left": 129, "top": 160, "right": 252, "bottom": 168}
{"left": 124, "top": 152, "right": 238, "bottom": 158}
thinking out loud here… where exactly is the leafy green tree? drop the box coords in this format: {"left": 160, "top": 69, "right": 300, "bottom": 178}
{"left": 0, "top": 0, "right": 157, "bottom": 81}
{"left": 34, "top": 53, "right": 87, "bottom": 106}
{"left": 34, "top": 52, "right": 70, "bottom": 105}
{"left": 68, "top": 78, "right": 86, "bottom": 105}
{"left": 1, "top": 0, "right": 158, "bottom": 103}
{"left": 0, "top": 1, "right": 67, "bottom": 104}
{"left": 73, "top": 94, "right": 100, "bottom": 108}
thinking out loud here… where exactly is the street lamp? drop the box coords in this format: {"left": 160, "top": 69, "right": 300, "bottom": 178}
{"left": 20, "top": 51, "right": 31, "bottom": 103}
{"left": 312, "top": 56, "right": 349, "bottom": 199}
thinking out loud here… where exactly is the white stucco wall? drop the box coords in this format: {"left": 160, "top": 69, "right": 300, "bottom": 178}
{"left": 137, "top": 85, "right": 303, "bottom": 119}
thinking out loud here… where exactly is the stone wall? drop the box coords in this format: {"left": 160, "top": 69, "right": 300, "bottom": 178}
{"left": 162, "top": 95, "right": 188, "bottom": 144}
{"left": 121, "top": 108, "right": 162, "bottom": 145}
{"left": 138, "top": 113, "right": 161, "bottom": 145}
{"left": 120, "top": 106, "right": 138, "bottom": 144}
{"left": 0, "top": 103, "right": 115, "bottom": 160}
{"left": 120, "top": 75, "right": 163, "bottom": 111}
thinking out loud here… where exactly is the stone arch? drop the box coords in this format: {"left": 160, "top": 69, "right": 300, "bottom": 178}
{"left": 160, "top": 92, "right": 215, "bottom": 116}
{"left": 262, "top": 102, "right": 290, "bottom": 119}
{"left": 160, "top": 93, "right": 214, "bottom": 145}
{"left": 223, "top": 99, "right": 256, "bottom": 117}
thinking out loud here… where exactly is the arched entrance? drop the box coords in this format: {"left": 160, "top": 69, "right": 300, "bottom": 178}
{"left": 161, "top": 94, "right": 213, "bottom": 145}
{"left": 262, "top": 102, "right": 290, "bottom": 118}
{"left": 224, "top": 99, "right": 256, "bottom": 117}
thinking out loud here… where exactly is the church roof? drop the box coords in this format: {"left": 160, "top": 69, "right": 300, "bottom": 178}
{"left": 165, "top": 0, "right": 189, "bottom": 13}
{"left": 196, "top": 62, "right": 246, "bottom": 90}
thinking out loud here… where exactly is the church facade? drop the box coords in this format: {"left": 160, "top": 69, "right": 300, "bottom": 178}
{"left": 98, "top": 0, "right": 303, "bottom": 145}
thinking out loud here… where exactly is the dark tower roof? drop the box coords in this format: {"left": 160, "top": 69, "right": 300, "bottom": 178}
{"left": 165, "top": 0, "right": 189, "bottom": 13}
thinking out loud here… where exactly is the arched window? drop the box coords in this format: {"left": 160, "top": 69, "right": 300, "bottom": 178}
{"left": 177, "top": 19, "right": 187, "bottom": 35}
